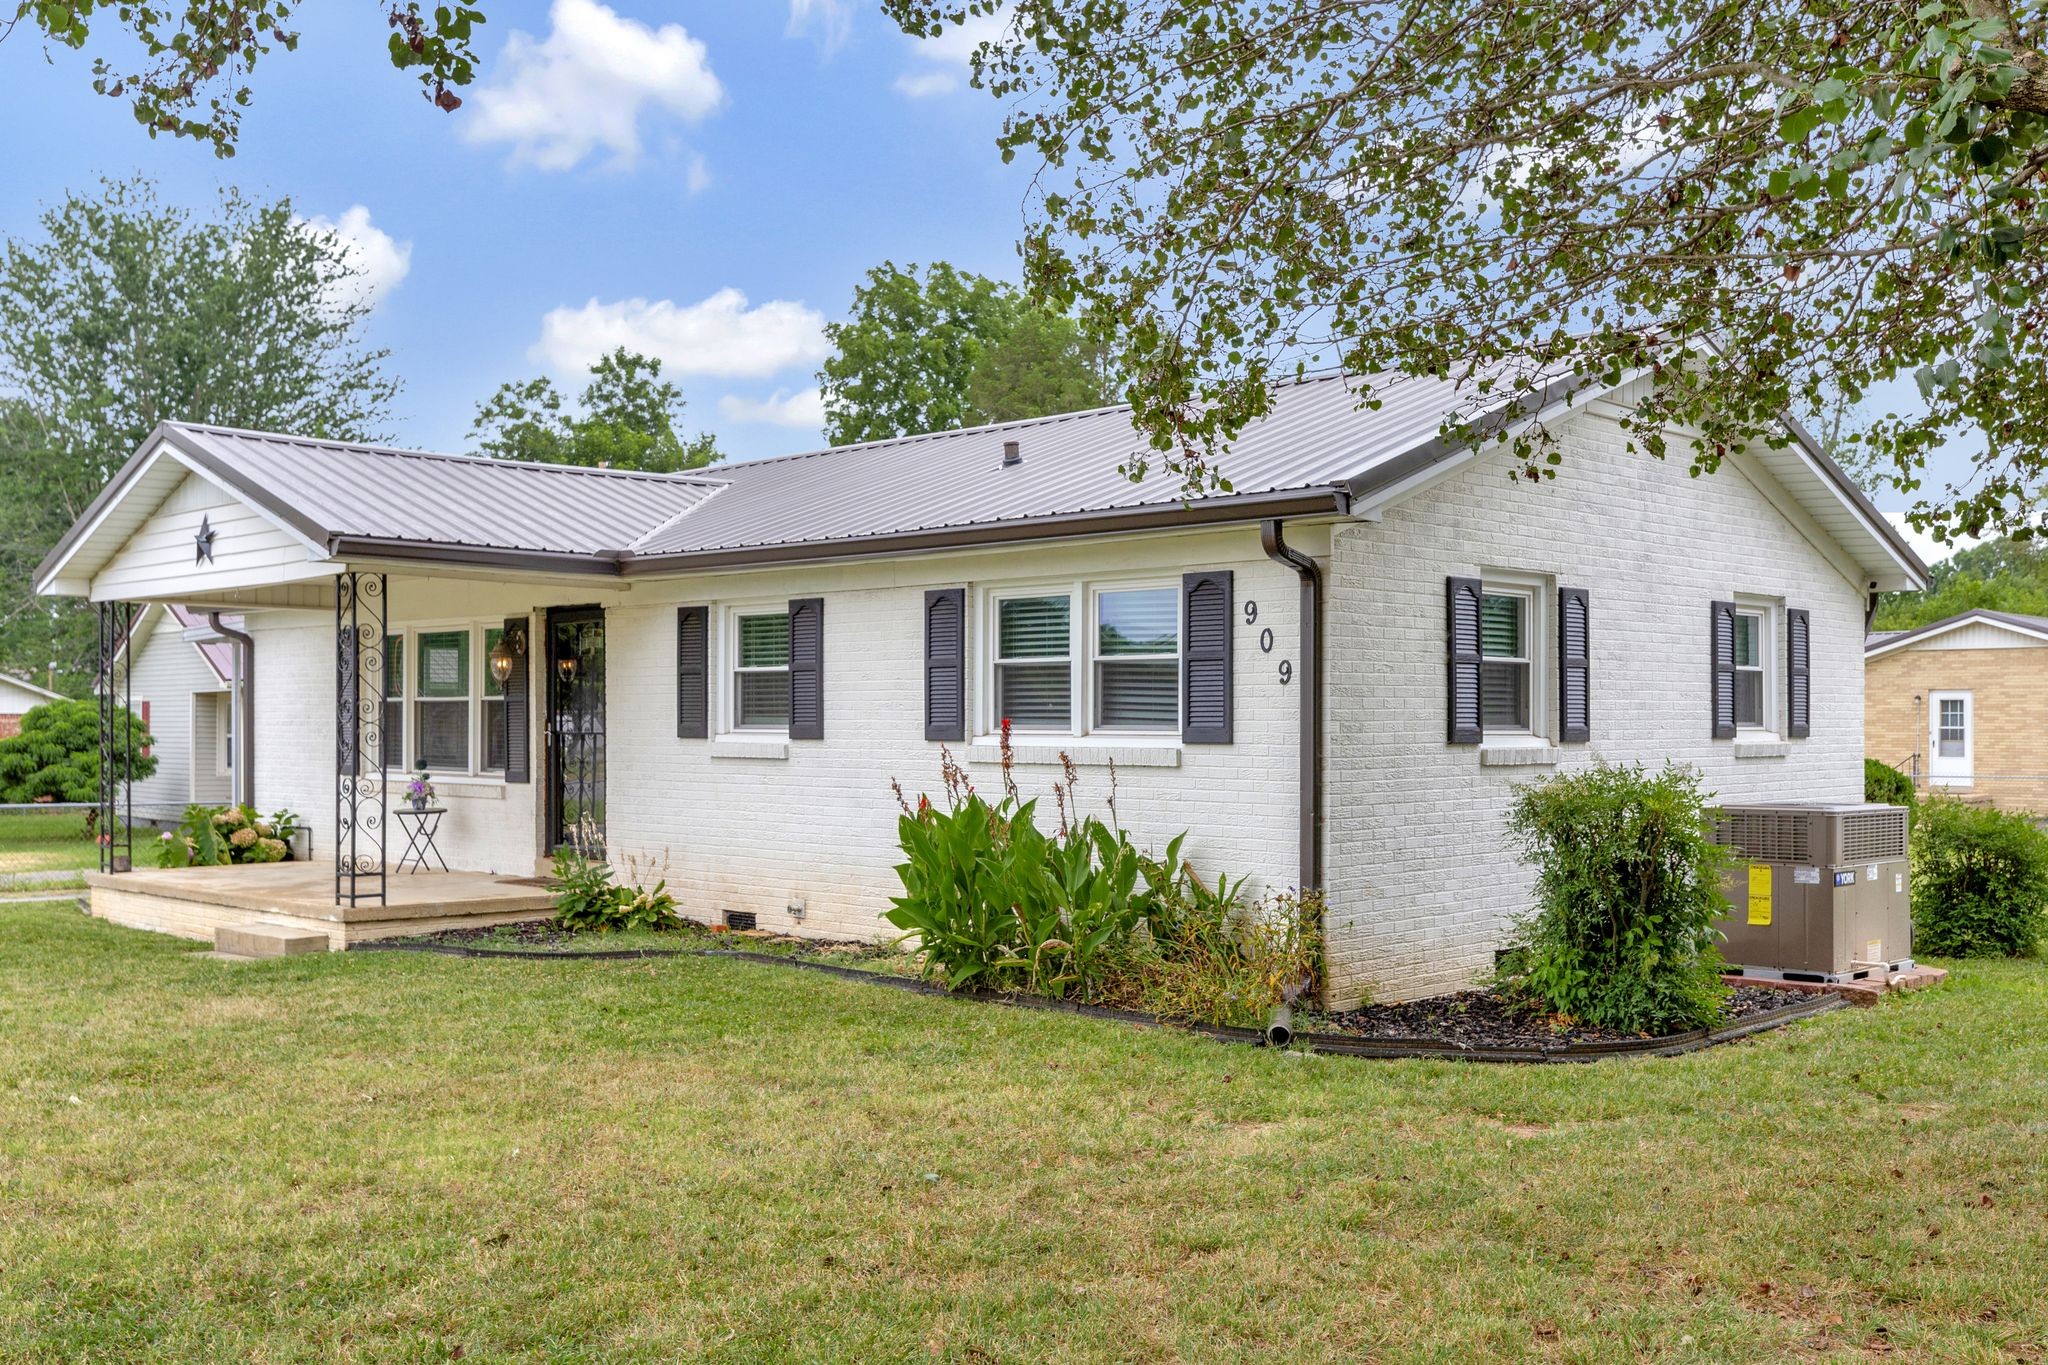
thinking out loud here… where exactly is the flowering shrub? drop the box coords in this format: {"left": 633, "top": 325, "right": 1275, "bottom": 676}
{"left": 548, "top": 847, "right": 681, "bottom": 932}
{"left": 157, "top": 804, "right": 299, "bottom": 867}
{"left": 887, "top": 730, "right": 1324, "bottom": 1019}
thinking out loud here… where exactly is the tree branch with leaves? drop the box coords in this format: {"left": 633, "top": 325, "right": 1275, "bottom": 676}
{"left": 886, "top": 0, "right": 2048, "bottom": 541}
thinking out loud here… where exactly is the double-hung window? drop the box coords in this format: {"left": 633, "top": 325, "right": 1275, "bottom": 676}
{"left": 987, "top": 582, "right": 1183, "bottom": 736}
{"left": 1093, "top": 587, "right": 1179, "bottom": 729}
{"left": 381, "top": 635, "right": 405, "bottom": 771}
{"left": 415, "top": 630, "right": 471, "bottom": 771}
{"left": 1733, "top": 607, "right": 1771, "bottom": 730}
{"left": 481, "top": 626, "right": 506, "bottom": 772}
{"left": 1479, "top": 588, "right": 1533, "bottom": 733}
{"left": 733, "top": 610, "right": 792, "bottom": 730}
{"left": 995, "top": 593, "right": 1072, "bottom": 730}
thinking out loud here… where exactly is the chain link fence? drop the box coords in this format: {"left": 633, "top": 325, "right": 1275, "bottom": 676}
{"left": 0, "top": 802, "right": 190, "bottom": 892}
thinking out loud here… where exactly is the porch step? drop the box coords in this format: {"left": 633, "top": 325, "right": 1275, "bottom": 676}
{"left": 214, "top": 922, "right": 330, "bottom": 958}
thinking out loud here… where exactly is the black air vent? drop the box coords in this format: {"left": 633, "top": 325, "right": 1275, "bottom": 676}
{"left": 725, "top": 910, "right": 758, "bottom": 932}
{"left": 1001, "top": 439, "right": 1022, "bottom": 468}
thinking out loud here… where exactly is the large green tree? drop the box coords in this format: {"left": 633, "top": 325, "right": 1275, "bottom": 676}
{"left": 470, "top": 348, "right": 721, "bottom": 473}
{"left": 819, "top": 261, "right": 1107, "bottom": 444}
{"left": 4, "top": 1, "right": 485, "bottom": 156}
{"left": 1873, "top": 535, "right": 2048, "bottom": 627}
{"left": 885, "top": 0, "right": 2048, "bottom": 540}
{"left": 0, "top": 177, "right": 401, "bottom": 692}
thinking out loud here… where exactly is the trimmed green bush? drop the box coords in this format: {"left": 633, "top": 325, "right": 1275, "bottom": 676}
{"left": 1497, "top": 763, "right": 1731, "bottom": 1033}
{"left": 0, "top": 698, "right": 155, "bottom": 803}
{"left": 1864, "top": 758, "right": 1917, "bottom": 826}
{"left": 1912, "top": 796, "right": 2048, "bottom": 958}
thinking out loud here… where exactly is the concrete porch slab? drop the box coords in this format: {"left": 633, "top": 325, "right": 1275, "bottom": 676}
{"left": 86, "top": 863, "right": 555, "bottom": 950}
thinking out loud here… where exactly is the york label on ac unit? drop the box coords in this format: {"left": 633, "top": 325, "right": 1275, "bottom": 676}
{"left": 1834, "top": 870, "right": 1857, "bottom": 887}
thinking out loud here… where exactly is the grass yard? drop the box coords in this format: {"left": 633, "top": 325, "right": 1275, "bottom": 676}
{"left": 2, "top": 901, "right": 2044, "bottom": 1361}
{"left": 0, "top": 807, "right": 101, "bottom": 879}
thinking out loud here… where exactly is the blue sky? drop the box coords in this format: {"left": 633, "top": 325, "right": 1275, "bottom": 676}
{"left": 0, "top": 0, "right": 1977, "bottom": 557}
{"left": 1, "top": 0, "right": 1026, "bottom": 463}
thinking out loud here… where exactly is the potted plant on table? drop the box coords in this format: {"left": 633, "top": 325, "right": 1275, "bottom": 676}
{"left": 406, "top": 765, "right": 436, "bottom": 812}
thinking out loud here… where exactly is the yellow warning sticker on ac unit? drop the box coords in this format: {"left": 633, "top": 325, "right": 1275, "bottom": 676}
{"left": 1747, "top": 864, "right": 1773, "bottom": 926}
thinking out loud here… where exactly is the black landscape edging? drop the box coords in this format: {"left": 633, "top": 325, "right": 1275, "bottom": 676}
{"left": 356, "top": 937, "right": 1849, "bottom": 1063}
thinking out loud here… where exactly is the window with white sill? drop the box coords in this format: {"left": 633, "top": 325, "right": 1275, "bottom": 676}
{"left": 985, "top": 581, "right": 1182, "bottom": 739}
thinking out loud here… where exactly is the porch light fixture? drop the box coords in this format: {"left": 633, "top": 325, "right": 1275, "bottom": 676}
{"left": 556, "top": 652, "right": 578, "bottom": 682}
{"left": 489, "top": 625, "right": 526, "bottom": 685}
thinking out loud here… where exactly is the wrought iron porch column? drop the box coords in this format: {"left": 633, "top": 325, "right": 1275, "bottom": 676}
{"left": 97, "top": 601, "right": 136, "bottom": 874}
{"left": 335, "top": 572, "right": 388, "bottom": 907}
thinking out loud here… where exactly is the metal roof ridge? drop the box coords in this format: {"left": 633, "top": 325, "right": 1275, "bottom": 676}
{"left": 164, "top": 421, "right": 726, "bottom": 486}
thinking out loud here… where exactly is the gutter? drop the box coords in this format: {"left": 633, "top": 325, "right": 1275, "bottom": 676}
{"left": 1260, "top": 518, "right": 1323, "bottom": 892}
{"left": 621, "top": 488, "right": 1351, "bottom": 575}
{"left": 207, "top": 612, "right": 256, "bottom": 806}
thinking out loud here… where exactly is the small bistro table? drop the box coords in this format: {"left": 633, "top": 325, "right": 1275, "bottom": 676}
{"left": 393, "top": 805, "right": 450, "bottom": 874}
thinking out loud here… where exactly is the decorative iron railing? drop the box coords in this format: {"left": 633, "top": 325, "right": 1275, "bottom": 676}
{"left": 335, "top": 572, "right": 388, "bottom": 906}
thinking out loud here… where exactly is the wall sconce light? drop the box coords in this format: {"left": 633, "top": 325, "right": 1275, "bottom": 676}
{"left": 489, "top": 625, "right": 527, "bottom": 686}
{"left": 556, "top": 652, "right": 578, "bottom": 682}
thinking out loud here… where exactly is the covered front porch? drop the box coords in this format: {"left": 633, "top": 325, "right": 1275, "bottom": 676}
{"left": 84, "top": 862, "right": 557, "bottom": 950}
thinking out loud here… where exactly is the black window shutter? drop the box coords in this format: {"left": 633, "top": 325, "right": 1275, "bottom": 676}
{"left": 924, "top": 588, "right": 966, "bottom": 742}
{"left": 1786, "top": 607, "right": 1811, "bottom": 739}
{"left": 789, "top": 597, "right": 824, "bottom": 740}
{"left": 676, "top": 606, "right": 709, "bottom": 739}
{"left": 502, "top": 616, "right": 532, "bottom": 783}
{"left": 1181, "top": 570, "right": 1234, "bottom": 744}
{"left": 1557, "top": 588, "right": 1590, "bottom": 744}
{"left": 1709, "top": 600, "right": 1737, "bottom": 739}
{"left": 1447, "top": 576, "right": 1483, "bottom": 744}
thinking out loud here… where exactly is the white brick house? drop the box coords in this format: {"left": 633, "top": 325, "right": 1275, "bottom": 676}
{"left": 35, "top": 369, "right": 1925, "bottom": 1003}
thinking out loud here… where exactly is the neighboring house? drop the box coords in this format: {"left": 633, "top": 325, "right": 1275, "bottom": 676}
{"left": 1865, "top": 609, "right": 2048, "bottom": 812}
{"left": 0, "top": 672, "right": 65, "bottom": 739}
{"left": 107, "top": 604, "right": 242, "bottom": 819}
{"left": 33, "top": 367, "right": 1926, "bottom": 1003}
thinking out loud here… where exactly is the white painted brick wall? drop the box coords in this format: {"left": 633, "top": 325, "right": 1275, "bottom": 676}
{"left": 604, "top": 530, "right": 1307, "bottom": 942}
{"left": 1322, "top": 406, "right": 1867, "bottom": 1007}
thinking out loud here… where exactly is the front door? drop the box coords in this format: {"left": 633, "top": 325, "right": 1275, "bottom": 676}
{"left": 1929, "top": 691, "right": 1972, "bottom": 787}
{"left": 546, "top": 606, "right": 606, "bottom": 855}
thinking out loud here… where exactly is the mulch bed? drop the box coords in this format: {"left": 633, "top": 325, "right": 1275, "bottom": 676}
{"left": 1319, "top": 984, "right": 1800, "bottom": 1048}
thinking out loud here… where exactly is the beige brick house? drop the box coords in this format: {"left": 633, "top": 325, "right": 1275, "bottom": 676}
{"left": 1866, "top": 610, "right": 2048, "bottom": 812}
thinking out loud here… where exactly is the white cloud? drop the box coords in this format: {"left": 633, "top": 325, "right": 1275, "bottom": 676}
{"left": 464, "top": 0, "right": 725, "bottom": 171}
{"left": 296, "top": 205, "right": 411, "bottom": 312}
{"left": 894, "top": 5, "right": 1009, "bottom": 99}
{"left": 532, "top": 289, "right": 829, "bottom": 379}
{"left": 719, "top": 387, "right": 826, "bottom": 428}
{"left": 787, "top": 0, "right": 852, "bottom": 56}
{"left": 685, "top": 152, "right": 711, "bottom": 194}
{"left": 893, "top": 71, "right": 958, "bottom": 99}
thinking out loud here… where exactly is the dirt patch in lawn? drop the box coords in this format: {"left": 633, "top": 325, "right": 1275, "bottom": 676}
{"left": 1318, "top": 985, "right": 1801, "bottom": 1049}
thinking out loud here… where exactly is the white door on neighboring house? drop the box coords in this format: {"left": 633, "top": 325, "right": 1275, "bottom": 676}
{"left": 1929, "top": 691, "right": 1973, "bottom": 786}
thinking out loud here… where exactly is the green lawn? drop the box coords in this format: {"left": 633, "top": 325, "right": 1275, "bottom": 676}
{"left": 0, "top": 807, "right": 101, "bottom": 877}
{"left": 2, "top": 901, "right": 2043, "bottom": 1362}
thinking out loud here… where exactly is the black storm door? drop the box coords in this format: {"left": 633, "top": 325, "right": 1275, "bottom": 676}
{"left": 546, "top": 606, "right": 606, "bottom": 857}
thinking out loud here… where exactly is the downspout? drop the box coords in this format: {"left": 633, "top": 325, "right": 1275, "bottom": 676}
{"left": 208, "top": 612, "right": 255, "bottom": 807}
{"left": 1260, "top": 519, "right": 1323, "bottom": 892}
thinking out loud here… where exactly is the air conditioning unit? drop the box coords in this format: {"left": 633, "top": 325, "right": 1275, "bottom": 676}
{"left": 1710, "top": 803, "right": 1913, "bottom": 983}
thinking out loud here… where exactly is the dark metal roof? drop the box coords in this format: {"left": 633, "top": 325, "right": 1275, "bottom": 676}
{"left": 627, "top": 370, "right": 1515, "bottom": 559}
{"left": 165, "top": 423, "right": 718, "bottom": 557}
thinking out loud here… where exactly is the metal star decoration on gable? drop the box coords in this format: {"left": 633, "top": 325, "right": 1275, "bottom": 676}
{"left": 194, "top": 515, "right": 217, "bottom": 565}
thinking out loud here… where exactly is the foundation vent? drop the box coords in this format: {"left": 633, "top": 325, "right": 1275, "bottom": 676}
{"left": 725, "top": 910, "right": 758, "bottom": 932}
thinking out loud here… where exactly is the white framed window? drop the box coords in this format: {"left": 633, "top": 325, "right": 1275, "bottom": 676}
{"left": 1479, "top": 587, "right": 1532, "bottom": 733}
{"left": 216, "top": 692, "right": 234, "bottom": 778}
{"left": 993, "top": 591, "right": 1074, "bottom": 731}
{"left": 1474, "top": 572, "right": 1549, "bottom": 740}
{"left": 732, "top": 609, "right": 793, "bottom": 731}
{"left": 1092, "top": 585, "right": 1180, "bottom": 731}
{"left": 378, "top": 623, "right": 507, "bottom": 778}
{"left": 981, "top": 578, "right": 1183, "bottom": 738}
{"left": 1732, "top": 599, "right": 1777, "bottom": 733}
{"left": 1929, "top": 690, "right": 1973, "bottom": 784}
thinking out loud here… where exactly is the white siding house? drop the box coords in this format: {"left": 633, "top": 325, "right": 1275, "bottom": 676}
{"left": 35, "top": 368, "right": 1926, "bottom": 1001}
{"left": 0, "top": 673, "right": 64, "bottom": 739}
{"left": 117, "top": 605, "right": 235, "bottom": 818}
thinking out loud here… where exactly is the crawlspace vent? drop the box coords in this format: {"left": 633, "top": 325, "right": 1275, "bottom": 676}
{"left": 1714, "top": 810, "right": 1810, "bottom": 863}
{"left": 725, "top": 910, "right": 758, "bottom": 932}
